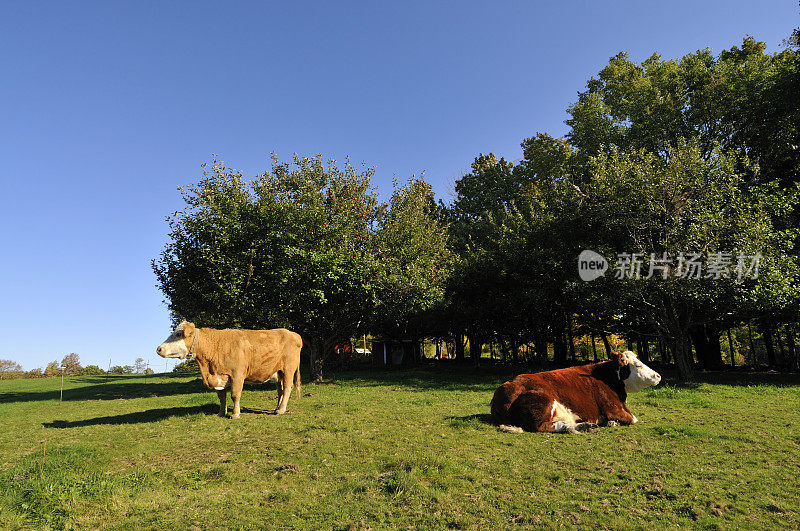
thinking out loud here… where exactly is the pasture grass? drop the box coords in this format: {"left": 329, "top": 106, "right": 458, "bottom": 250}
{"left": 1, "top": 366, "right": 799, "bottom": 529}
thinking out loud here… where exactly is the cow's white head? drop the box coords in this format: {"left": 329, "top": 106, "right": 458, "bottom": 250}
{"left": 156, "top": 321, "right": 197, "bottom": 359}
{"left": 613, "top": 350, "right": 661, "bottom": 392}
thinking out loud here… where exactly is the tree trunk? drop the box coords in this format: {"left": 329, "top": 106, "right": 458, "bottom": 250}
{"left": 601, "top": 333, "right": 612, "bottom": 358}
{"left": 510, "top": 335, "right": 519, "bottom": 364}
{"left": 670, "top": 333, "right": 695, "bottom": 381}
{"left": 455, "top": 333, "right": 465, "bottom": 362}
{"left": 786, "top": 325, "right": 798, "bottom": 371}
{"left": 762, "top": 325, "right": 778, "bottom": 368}
{"left": 747, "top": 322, "right": 756, "bottom": 365}
{"left": 690, "top": 326, "right": 709, "bottom": 368}
{"left": 637, "top": 338, "right": 651, "bottom": 363}
{"left": 727, "top": 328, "right": 736, "bottom": 367}
{"left": 658, "top": 339, "right": 668, "bottom": 364}
{"left": 553, "top": 332, "right": 567, "bottom": 365}
{"left": 468, "top": 334, "right": 482, "bottom": 368}
{"left": 566, "top": 316, "right": 576, "bottom": 362}
{"left": 590, "top": 331, "right": 598, "bottom": 362}
{"left": 776, "top": 328, "right": 787, "bottom": 369}
{"left": 691, "top": 325, "right": 723, "bottom": 369}
{"left": 309, "top": 336, "right": 325, "bottom": 382}
{"left": 534, "top": 338, "right": 548, "bottom": 363}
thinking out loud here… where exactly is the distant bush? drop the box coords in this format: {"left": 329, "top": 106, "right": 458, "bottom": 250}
{"left": 0, "top": 359, "right": 23, "bottom": 380}
{"left": 43, "top": 361, "right": 60, "bottom": 377}
{"left": 145, "top": 368, "right": 155, "bottom": 375}
{"left": 80, "top": 365, "right": 105, "bottom": 376}
{"left": 173, "top": 359, "right": 199, "bottom": 374}
{"left": 110, "top": 365, "right": 134, "bottom": 375}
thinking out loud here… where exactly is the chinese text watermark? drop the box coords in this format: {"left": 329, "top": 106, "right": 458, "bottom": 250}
{"left": 578, "top": 250, "right": 761, "bottom": 282}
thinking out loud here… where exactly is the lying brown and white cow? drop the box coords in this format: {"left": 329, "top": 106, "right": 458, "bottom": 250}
{"left": 490, "top": 351, "right": 660, "bottom": 433}
{"left": 157, "top": 321, "right": 302, "bottom": 419}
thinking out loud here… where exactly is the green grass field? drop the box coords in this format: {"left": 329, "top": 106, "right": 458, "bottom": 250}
{"left": 1, "top": 366, "right": 799, "bottom": 529}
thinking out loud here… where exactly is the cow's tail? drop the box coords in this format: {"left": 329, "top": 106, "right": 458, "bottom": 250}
{"left": 294, "top": 367, "right": 301, "bottom": 398}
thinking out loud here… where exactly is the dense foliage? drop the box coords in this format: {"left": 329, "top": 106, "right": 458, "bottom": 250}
{"left": 154, "top": 35, "right": 798, "bottom": 380}
{"left": 153, "top": 155, "right": 452, "bottom": 379}
{"left": 444, "top": 36, "right": 799, "bottom": 379}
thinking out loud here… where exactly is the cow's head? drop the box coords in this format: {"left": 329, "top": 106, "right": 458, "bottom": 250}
{"left": 156, "top": 321, "right": 197, "bottom": 359}
{"left": 611, "top": 350, "right": 661, "bottom": 392}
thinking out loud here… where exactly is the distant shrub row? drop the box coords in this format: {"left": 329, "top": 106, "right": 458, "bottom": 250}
{"left": 0, "top": 354, "right": 155, "bottom": 380}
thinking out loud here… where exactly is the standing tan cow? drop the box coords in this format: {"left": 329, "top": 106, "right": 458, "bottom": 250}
{"left": 157, "top": 321, "right": 302, "bottom": 418}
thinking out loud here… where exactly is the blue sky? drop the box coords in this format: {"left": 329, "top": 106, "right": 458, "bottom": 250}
{"left": 1, "top": 2, "right": 796, "bottom": 371}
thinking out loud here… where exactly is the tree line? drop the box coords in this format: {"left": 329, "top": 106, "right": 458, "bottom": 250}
{"left": 153, "top": 35, "right": 799, "bottom": 381}
{"left": 0, "top": 354, "right": 154, "bottom": 380}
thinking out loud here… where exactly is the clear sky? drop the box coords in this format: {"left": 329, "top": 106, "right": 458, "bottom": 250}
{"left": 1, "top": 1, "right": 797, "bottom": 371}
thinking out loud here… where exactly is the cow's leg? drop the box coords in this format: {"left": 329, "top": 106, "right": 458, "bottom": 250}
{"left": 506, "top": 391, "right": 562, "bottom": 432}
{"left": 516, "top": 396, "right": 598, "bottom": 434}
{"left": 604, "top": 405, "right": 636, "bottom": 425}
{"left": 217, "top": 389, "right": 227, "bottom": 417}
{"left": 274, "top": 371, "right": 284, "bottom": 413}
{"left": 230, "top": 376, "right": 245, "bottom": 419}
{"left": 275, "top": 370, "right": 293, "bottom": 415}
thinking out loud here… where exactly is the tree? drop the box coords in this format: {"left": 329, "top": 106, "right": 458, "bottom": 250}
{"left": 173, "top": 359, "right": 199, "bottom": 373}
{"left": 446, "top": 141, "right": 587, "bottom": 365}
{"left": 446, "top": 154, "right": 528, "bottom": 363}
{"left": 580, "top": 142, "right": 795, "bottom": 379}
{"left": 25, "top": 368, "right": 43, "bottom": 379}
{"left": 44, "top": 361, "right": 60, "bottom": 377}
{"left": 110, "top": 365, "right": 133, "bottom": 375}
{"left": 61, "top": 353, "right": 82, "bottom": 376}
{"left": 0, "top": 359, "right": 23, "bottom": 379}
{"left": 154, "top": 155, "right": 451, "bottom": 380}
{"left": 372, "top": 178, "right": 453, "bottom": 339}
{"left": 133, "top": 358, "right": 147, "bottom": 374}
{"left": 80, "top": 365, "right": 105, "bottom": 376}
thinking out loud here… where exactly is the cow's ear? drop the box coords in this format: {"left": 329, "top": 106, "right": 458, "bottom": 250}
{"left": 183, "top": 322, "right": 196, "bottom": 336}
{"left": 610, "top": 351, "right": 627, "bottom": 365}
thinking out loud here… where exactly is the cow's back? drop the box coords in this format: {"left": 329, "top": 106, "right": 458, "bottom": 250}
{"left": 515, "top": 368, "right": 603, "bottom": 421}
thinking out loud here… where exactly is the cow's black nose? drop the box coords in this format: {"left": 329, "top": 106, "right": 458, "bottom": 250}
{"left": 157, "top": 346, "right": 163, "bottom": 355}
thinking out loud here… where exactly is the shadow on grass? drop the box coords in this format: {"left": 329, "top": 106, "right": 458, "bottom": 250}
{"left": 328, "top": 363, "right": 800, "bottom": 390}
{"left": 42, "top": 403, "right": 288, "bottom": 428}
{"left": 445, "top": 413, "right": 494, "bottom": 427}
{"left": 324, "top": 366, "right": 507, "bottom": 392}
{"left": 42, "top": 403, "right": 221, "bottom": 428}
{"left": 0, "top": 375, "right": 204, "bottom": 404}
{"left": 6, "top": 363, "right": 799, "bottom": 407}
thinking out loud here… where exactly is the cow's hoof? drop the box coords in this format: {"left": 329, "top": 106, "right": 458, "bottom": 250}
{"left": 274, "top": 409, "right": 286, "bottom": 415}
{"left": 218, "top": 412, "right": 227, "bottom": 418}
{"left": 606, "top": 420, "right": 620, "bottom": 427}
{"left": 231, "top": 413, "right": 240, "bottom": 420}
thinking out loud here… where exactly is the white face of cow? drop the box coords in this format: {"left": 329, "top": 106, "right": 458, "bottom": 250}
{"left": 156, "top": 321, "right": 195, "bottom": 359}
{"left": 619, "top": 350, "right": 661, "bottom": 392}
